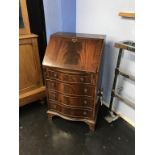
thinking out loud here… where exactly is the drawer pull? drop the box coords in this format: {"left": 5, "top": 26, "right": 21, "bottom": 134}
{"left": 54, "top": 73, "right": 57, "bottom": 78}
{"left": 72, "top": 38, "right": 77, "bottom": 43}
{"left": 80, "top": 77, "right": 84, "bottom": 82}
{"left": 83, "top": 111, "right": 87, "bottom": 115}
{"left": 83, "top": 100, "right": 88, "bottom": 105}
{"left": 84, "top": 88, "right": 88, "bottom": 93}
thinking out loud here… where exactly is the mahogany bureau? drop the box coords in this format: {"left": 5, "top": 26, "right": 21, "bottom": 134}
{"left": 43, "top": 32, "right": 105, "bottom": 131}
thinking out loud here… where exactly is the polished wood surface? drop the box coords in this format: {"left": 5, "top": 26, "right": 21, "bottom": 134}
{"left": 48, "top": 91, "right": 94, "bottom": 109}
{"left": 43, "top": 33, "right": 105, "bottom": 131}
{"left": 43, "top": 32, "right": 105, "bottom": 73}
{"left": 46, "top": 79, "right": 95, "bottom": 97}
{"left": 49, "top": 101, "right": 93, "bottom": 119}
{"left": 47, "top": 110, "right": 96, "bottom": 131}
{"left": 20, "top": 86, "right": 46, "bottom": 106}
{"left": 51, "top": 32, "right": 105, "bottom": 39}
{"left": 19, "top": 34, "right": 37, "bottom": 39}
{"left": 119, "top": 12, "right": 135, "bottom": 19}
{"left": 45, "top": 67, "right": 94, "bottom": 85}
{"left": 19, "top": 34, "right": 45, "bottom": 106}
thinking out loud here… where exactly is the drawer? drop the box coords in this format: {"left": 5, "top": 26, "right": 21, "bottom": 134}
{"left": 45, "top": 68, "right": 93, "bottom": 84}
{"left": 46, "top": 79, "right": 95, "bottom": 97}
{"left": 48, "top": 101, "right": 93, "bottom": 119}
{"left": 48, "top": 91, "right": 94, "bottom": 109}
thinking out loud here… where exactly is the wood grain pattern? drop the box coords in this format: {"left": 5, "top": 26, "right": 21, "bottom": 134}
{"left": 46, "top": 79, "right": 95, "bottom": 97}
{"left": 43, "top": 33, "right": 105, "bottom": 73}
{"left": 47, "top": 110, "right": 96, "bottom": 131}
{"left": 48, "top": 91, "right": 94, "bottom": 109}
{"left": 45, "top": 68, "right": 94, "bottom": 84}
{"left": 19, "top": 35, "right": 42, "bottom": 93}
{"left": 19, "top": 34, "right": 45, "bottom": 106}
{"left": 43, "top": 33, "right": 105, "bottom": 131}
{"left": 19, "top": 86, "right": 46, "bottom": 107}
{"left": 49, "top": 101, "right": 93, "bottom": 119}
{"left": 19, "top": 34, "right": 37, "bottom": 39}
{"left": 119, "top": 12, "right": 135, "bottom": 19}
{"left": 47, "top": 110, "right": 95, "bottom": 124}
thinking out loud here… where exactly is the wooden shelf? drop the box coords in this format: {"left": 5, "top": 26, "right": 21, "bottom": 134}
{"left": 119, "top": 12, "right": 135, "bottom": 19}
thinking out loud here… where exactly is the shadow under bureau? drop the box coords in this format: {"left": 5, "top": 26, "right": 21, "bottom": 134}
{"left": 43, "top": 32, "right": 105, "bottom": 131}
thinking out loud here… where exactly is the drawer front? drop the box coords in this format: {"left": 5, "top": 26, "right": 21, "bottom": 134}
{"left": 46, "top": 79, "right": 95, "bottom": 97}
{"left": 45, "top": 68, "right": 93, "bottom": 84}
{"left": 49, "top": 101, "right": 93, "bottom": 119}
{"left": 48, "top": 91, "right": 94, "bottom": 108}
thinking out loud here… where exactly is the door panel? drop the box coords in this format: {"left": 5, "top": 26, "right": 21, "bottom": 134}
{"left": 19, "top": 38, "right": 41, "bottom": 93}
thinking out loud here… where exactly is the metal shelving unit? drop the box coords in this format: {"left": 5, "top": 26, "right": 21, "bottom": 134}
{"left": 109, "top": 41, "right": 135, "bottom": 112}
{"left": 105, "top": 7, "right": 135, "bottom": 124}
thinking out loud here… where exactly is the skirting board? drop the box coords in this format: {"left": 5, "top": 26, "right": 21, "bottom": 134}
{"left": 103, "top": 101, "right": 135, "bottom": 127}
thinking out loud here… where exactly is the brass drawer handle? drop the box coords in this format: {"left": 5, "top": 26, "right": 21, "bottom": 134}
{"left": 54, "top": 72, "right": 57, "bottom": 78}
{"left": 72, "top": 38, "right": 77, "bottom": 43}
{"left": 80, "top": 77, "right": 84, "bottom": 82}
{"left": 84, "top": 88, "right": 88, "bottom": 93}
{"left": 83, "top": 111, "right": 87, "bottom": 115}
{"left": 83, "top": 100, "right": 88, "bottom": 105}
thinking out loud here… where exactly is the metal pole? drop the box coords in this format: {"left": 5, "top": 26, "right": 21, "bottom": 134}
{"left": 109, "top": 48, "right": 123, "bottom": 111}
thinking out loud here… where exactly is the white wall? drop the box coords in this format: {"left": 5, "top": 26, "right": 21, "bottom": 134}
{"left": 76, "top": 0, "right": 135, "bottom": 125}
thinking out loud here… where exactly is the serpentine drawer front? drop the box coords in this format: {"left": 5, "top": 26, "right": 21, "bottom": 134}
{"left": 43, "top": 32, "right": 105, "bottom": 131}
{"left": 46, "top": 79, "right": 95, "bottom": 97}
{"left": 45, "top": 68, "right": 94, "bottom": 84}
{"left": 49, "top": 101, "right": 93, "bottom": 119}
{"left": 48, "top": 91, "right": 94, "bottom": 109}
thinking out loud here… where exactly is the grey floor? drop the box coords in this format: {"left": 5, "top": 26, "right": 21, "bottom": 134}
{"left": 19, "top": 101, "right": 135, "bottom": 155}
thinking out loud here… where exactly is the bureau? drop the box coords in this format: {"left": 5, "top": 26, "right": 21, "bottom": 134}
{"left": 43, "top": 32, "right": 105, "bottom": 131}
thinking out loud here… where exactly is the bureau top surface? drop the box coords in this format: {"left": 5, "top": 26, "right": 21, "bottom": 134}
{"left": 43, "top": 32, "right": 105, "bottom": 73}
